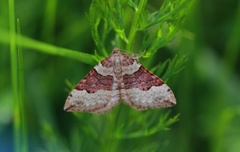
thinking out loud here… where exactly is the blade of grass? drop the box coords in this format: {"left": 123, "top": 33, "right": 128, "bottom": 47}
{"left": 9, "top": 0, "right": 28, "bottom": 151}
{"left": 0, "top": 29, "right": 98, "bottom": 65}
{"left": 17, "top": 18, "right": 28, "bottom": 152}
{"left": 41, "top": 0, "right": 58, "bottom": 42}
{"left": 8, "top": 0, "right": 20, "bottom": 151}
{"left": 8, "top": 0, "right": 22, "bottom": 152}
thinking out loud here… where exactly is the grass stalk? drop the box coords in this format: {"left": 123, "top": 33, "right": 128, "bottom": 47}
{"left": 0, "top": 29, "right": 97, "bottom": 65}
{"left": 17, "top": 19, "right": 28, "bottom": 152}
{"left": 41, "top": 0, "right": 57, "bottom": 42}
{"left": 8, "top": 0, "right": 20, "bottom": 151}
{"left": 9, "top": 0, "right": 28, "bottom": 151}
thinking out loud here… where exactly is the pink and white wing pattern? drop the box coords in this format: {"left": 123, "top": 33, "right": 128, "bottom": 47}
{"left": 64, "top": 47, "right": 176, "bottom": 114}
{"left": 120, "top": 57, "right": 176, "bottom": 110}
{"left": 64, "top": 57, "right": 120, "bottom": 114}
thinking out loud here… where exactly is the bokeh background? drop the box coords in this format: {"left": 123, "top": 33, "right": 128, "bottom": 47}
{"left": 1, "top": 0, "right": 240, "bottom": 152}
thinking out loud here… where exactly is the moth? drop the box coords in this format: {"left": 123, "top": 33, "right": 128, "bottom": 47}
{"left": 64, "top": 47, "right": 176, "bottom": 113}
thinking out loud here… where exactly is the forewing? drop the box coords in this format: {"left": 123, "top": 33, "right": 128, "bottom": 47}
{"left": 121, "top": 66, "right": 176, "bottom": 110}
{"left": 64, "top": 60, "right": 120, "bottom": 114}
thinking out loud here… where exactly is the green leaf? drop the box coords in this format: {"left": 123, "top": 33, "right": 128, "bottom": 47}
{"left": 161, "top": 54, "right": 188, "bottom": 81}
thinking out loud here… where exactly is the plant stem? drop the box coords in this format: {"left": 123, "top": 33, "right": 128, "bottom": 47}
{"left": 127, "top": 0, "right": 147, "bottom": 51}
{"left": 8, "top": 0, "right": 20, "bottom": 151}
{"left": 9, "top": 0, "right": 28, "bottom": 151}
{"left": 17, "top": 19, "right": 28, "bottom": 152}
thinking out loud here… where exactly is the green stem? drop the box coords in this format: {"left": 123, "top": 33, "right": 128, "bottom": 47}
{"left": 0, "top": 29, "right": 97, "bottom": 65}
{"left": 17, "top": 19, "right": 28, "bottom": 152}
{"left": 8, "top": 0, "right": 22, "bottom": 152}
{"left": 91, "top": 18, "right": 108, "bottom": 56}
{"left": 127, "top": 0, "right": 148, "bottom": 51}
{"left": 41, "top": 0, "right": 57, "bottom": 42}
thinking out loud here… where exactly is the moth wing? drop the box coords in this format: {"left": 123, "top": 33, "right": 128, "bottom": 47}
{"left": 121, "top": 66, "right": 176, "bottom": 110}
{"left": 64, "top": 63, "right": 120, "bottom": 114}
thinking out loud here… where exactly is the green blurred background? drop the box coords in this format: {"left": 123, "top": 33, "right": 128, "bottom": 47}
{"left": 1, "top": 0, "right": 240, "bottom": 152}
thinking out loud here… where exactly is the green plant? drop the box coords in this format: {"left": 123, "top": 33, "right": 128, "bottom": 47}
{"left": 62, "top": 0, "right": 189, "bottom": 151}
{"left": 3, "top": 0, "right": 192, "bottom": 151}
{"left": 89, "top": 0, "right": 190, "bottom": 58}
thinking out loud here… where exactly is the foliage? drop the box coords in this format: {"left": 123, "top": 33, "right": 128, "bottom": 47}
{"left": 1, "top": 0, "right": 240, "bottom": 152}
{"left": 89, "top": 0, "right": 191, "bottom": 58}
